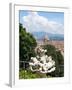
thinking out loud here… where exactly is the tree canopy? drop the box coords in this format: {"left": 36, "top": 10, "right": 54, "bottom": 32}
{"left": 19, "top": 23, "right": 37, "bottom": 68}
{"left": 44, "top": 45, "right": 64, "bottom": 77}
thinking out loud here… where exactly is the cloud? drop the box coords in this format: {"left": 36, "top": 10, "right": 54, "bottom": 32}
{"left": 22, "top": 12, "right": 64, "bottom": 34}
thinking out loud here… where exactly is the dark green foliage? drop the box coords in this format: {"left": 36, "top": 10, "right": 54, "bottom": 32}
{"left": 56, "top": 51, "right": 64, "bottom": 77}
{"left": 19, "top": 23, "right": 37, "bottom": 69}
{"left": 44, "top": 45, "right": 64, "bottom": 77}
{"left": 44, "top": 45, "right": 57, "bottom": 60}
{"left": 56, "top": 51, "right": 64, "bottom": 65}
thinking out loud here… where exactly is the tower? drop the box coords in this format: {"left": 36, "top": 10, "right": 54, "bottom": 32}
{"left": 43, "top": 34, "right": 49, "bottom": 45}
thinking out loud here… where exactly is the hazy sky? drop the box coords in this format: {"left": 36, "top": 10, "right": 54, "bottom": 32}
{"left": 19, "top": 10, "right": 64, "bottom": 34}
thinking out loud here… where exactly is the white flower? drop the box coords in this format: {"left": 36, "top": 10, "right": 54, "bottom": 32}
{"left": 39, "top": 67, "right": 42, "bottom": 71}
{"left": 38, "top": 63, "right": 43, "bottom": 67}
{"left": 44, "top": 49, "right": 47, "bottom": 53}
{"left": 29, "top": 62, "right": 34, "bottom": 66}
{"left": 40, "top": 55, "right": 46, "bottom": 63}
{"left": 47, "top": 67, "right": 56, "bottom": 73}
{"left": 48, "top": 56, "right": 52, "bottom": 61}
{"left": 48, "top": 62, "right": 54, "bottom": 69}
{"left": 31, "top": 57, "right": 39, "bottom": 64}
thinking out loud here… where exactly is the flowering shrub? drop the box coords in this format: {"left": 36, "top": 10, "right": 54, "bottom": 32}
{"left": 29, "top": 46, "right": 56, "bottom": 74}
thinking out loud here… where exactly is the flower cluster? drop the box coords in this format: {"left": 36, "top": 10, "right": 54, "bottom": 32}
{"left": 29, "top": 46, "right": 56, "bottom": 73}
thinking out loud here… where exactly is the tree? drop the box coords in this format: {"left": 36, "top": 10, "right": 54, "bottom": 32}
{"left": 44, "top": 45, "right": 64, "bottom": 77}
{"left": 19, "top": 23, "right": 37, "bottom": 69}
{"left": 56, "top": 51, "right": 64, "bottom": 77}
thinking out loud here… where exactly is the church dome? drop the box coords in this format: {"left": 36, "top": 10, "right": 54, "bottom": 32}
{"left": 44, "top": 35, "right": 49, "bottom": 41}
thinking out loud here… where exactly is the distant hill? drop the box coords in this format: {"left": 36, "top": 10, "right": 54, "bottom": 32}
{"left": 31, "top": 31, "right": 64, "bottom": 41}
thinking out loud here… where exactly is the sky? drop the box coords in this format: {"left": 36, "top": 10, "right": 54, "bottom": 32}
{"left": 19, "top": 10, "right": 64, "bottom": 35}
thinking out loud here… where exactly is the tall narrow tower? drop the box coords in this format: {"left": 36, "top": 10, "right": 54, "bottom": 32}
{"left": 43, "top": 34, "right": 49, "bottom": 45}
